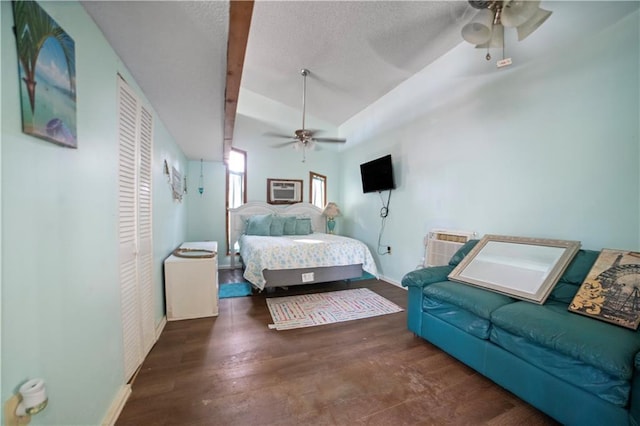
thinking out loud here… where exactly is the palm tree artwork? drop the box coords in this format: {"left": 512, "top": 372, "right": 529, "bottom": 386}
{"left": 12, "top": 0, "right": 77, "bottom": 147}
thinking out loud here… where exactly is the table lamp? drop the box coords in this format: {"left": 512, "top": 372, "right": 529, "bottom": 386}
{"left": 322, "top": 202, "right": 341, "bottom": 234}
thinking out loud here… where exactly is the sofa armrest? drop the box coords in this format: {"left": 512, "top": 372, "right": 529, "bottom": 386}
{"left": 401, "top": 265, "right": 455, "bottom": 288}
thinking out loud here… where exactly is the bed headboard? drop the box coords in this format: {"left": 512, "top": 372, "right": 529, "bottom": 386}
{"left": 229, "top": 202, "right": 326, "bottom": 266}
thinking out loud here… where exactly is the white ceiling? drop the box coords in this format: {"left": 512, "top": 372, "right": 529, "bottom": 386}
{"left": 82, "top": 1, "right": 640, "bottom": 161}
{"left": 241, "top": 1, "right": 474, "bottom": 126}
{"left": 82, "top": 0, "right": 478, "bottom": 161}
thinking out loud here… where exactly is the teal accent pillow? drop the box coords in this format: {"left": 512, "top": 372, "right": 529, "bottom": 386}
{"left": 548, "top": 249, "right": 600, "bottom": 304}
{"left": 448, "top": 239, "right": 480, "bottom": 266}
{"left": 294, "top": 217, "right": 312, "bottom": 235}
{"left": 282, "top": 216, "right": 297, "bottom": 235}
{"left": 245, "top": 214, "right": 273, "bottom": 236}
{"left": 270, "top": 216, "right": 286, "bottom": 236}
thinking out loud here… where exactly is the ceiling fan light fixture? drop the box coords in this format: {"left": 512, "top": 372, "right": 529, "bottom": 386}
{"left": 461, "top": 9, "right": 495, "bottom": 44}
{"left": 266, "top": 68, "right": 346, "bottom": 162}
{"left": 475, "top": 23, "right": 504, "bottom": 49}
{"left": 463, "top": 0, "right": 551, "bottom": 64}
{"left": 468, "top": 0, "right": 492, "bottom": 9}
{"left": 516, "top": 8, "right": 552, "bottom": 41}
{"left": 500, "top": 0, "right": 540, "bottom": 28}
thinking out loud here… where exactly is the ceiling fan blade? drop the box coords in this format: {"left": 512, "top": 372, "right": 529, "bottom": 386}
{"left": 312, "top": 137, "right": 346, "bottom": 143}
{"left": 264, "top": 131, "right": 295, "bottom": 139}
{"left": 272, "top": 140, "right": 296, "bottom": 148}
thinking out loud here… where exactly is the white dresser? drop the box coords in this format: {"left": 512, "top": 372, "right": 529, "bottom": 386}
{"left": 164, "top": 241, "right": 219, "bottom": 321}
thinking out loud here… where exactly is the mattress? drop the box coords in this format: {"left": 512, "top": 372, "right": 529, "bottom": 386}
{"left": 239, "top": 233, "right": 378, "bottom": 289}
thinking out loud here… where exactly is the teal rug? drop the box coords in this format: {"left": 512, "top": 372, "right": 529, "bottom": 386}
{"left": 349, "top": 272, "right": 377, "bottom": 282}
{"left": 219, "top": 282, "right": 253, "bottom": 298}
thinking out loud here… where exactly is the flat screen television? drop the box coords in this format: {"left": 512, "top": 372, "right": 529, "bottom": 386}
{"left": 360, "top": 154, "right": 395, "bottom": 193}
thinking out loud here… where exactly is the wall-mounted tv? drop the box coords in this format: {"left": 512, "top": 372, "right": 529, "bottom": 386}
{"left": 360, "top": 154, "right": 395, "bottom": 193}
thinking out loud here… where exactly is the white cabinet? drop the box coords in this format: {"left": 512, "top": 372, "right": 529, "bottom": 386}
{"left": 164, "top": 241, "right": 219, "bottom": 321}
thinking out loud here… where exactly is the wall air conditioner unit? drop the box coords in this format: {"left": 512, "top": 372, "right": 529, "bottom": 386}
{"left": 424, "top": 229, "right": 477, "bottom": 267}
{"left": 268, "top": 179, "right": 302, "bottom": 204}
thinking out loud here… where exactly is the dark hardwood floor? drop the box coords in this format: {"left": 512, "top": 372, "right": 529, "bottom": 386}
{"left": 116, "top": 271, "right": 558, "bottom": 425}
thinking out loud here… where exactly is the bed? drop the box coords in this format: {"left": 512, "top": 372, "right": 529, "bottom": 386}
{"left": 229, "top": 202, "right": 378, "bottom": 290}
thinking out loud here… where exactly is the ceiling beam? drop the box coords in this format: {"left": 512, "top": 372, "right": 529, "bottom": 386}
{"left": 223, "top": 0, "right": 254, "bottom": 164}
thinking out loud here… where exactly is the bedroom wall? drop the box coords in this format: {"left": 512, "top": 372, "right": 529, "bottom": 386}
{"left": 1, "top": 1, "right": 187, "bottom": 424}
{"left": 338, "top": 2, "right": 640, "bottom": 285}
{"left": 185, "top": 159, "right": 227, "bottom": 251}
{"left": 235, "top": 89, "right": 344, "bottom": 214}
{"left": 185, "top": 88, "right": 344, "bottom": 267}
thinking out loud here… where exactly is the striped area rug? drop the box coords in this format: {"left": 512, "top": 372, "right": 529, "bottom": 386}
{"left": 266, "top": 288, "right": 403, "bottom": 330}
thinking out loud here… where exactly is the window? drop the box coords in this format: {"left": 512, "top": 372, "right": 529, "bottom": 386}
{"left": 309, "top": 171, "right": 326, "bottom": 209}
{"left": 226, "top": 148, "right": 246, "bottom": 255}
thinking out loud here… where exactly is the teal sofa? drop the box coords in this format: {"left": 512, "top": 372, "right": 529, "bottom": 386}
{"left": 402, "top": 240, "right": 640, "bottom": 425}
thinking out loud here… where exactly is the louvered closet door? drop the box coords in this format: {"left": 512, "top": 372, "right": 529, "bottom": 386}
{"left": 117, "top": 77, "right": 154, "bottom": 382}
{"left": 137, "top": 105, "right": 155, "bottom": 356}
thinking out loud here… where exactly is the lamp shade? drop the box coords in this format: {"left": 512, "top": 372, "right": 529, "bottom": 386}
{"left": 322, "top": 202, "right": 341, "bottom": 218}
{"left": 501, "top": 0, "right": 540, "bottom": 28}
{"left": 516, "top": 7, "right": 552, "bottom": 41}
{"left": 461, "top": 8, "right": 495, "bottom": 45}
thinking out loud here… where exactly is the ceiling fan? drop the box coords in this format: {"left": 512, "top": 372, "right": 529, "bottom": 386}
{"left": 267, "top": 68, "right": 346, "bottom": 162}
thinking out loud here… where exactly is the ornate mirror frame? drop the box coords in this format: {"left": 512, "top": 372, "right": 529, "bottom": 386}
{"left": 448, "top": 235, "right": 581, "bottom": 304}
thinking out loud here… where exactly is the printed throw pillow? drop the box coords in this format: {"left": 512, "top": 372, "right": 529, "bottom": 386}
{"left": 245, "top": 214, "right": 273, "bottom": 236}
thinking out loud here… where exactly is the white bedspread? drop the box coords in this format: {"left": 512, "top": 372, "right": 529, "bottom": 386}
{"left": 239, "top": 233, "right": 378, "bottom": 289}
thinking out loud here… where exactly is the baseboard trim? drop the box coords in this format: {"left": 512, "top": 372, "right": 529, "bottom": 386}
{"left": 155, "top": 316, "right": 167, "bottom": 340}
{"left": 380, "top": 275, "right": 404, "bottom": 289}
{"left": 101, "top": 385, "right": 131, "bottom": 426}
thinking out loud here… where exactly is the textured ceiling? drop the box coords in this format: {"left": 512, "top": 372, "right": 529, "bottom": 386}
{"left": 242, "top": 1, "right": 472, "bottom": 127}
{"left": 83, "top": 1, "right": 560, "bottom": 161}
{"left": 82, "top": 0, "right": 229, "bottom": 161}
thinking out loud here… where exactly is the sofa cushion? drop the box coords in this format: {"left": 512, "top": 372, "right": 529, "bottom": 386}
{"left": 423, "top": 297, "right": 494, "bottom": 340}
{"left": 548, "top": 249, "right": 600, "bottom": 304}
{"left": 490, "top": 326, "right": 630, "bottom": 407}
{"left": 401, "top": 265, "right": 454, "bottom": 288}
{"left": 424, "top": 281, "right": 515, "bottom": 321}
{"left": 491, "top": 301, "right": 640, "bottom": 380}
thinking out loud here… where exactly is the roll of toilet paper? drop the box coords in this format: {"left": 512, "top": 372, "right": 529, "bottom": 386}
{"left": 19, "top": 378, "right": 47, "bottom": 414}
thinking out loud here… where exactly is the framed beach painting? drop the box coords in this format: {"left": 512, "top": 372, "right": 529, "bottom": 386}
{"left": 569, "top": 249, "right": 640, "bottom": 330}
{"left": 13, "top": 0, "right": 77, "bottom": 148}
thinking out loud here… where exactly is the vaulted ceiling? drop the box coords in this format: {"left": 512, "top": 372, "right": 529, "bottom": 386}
{"left": 82, "top": 2, "right": 636, "bottom": 162}
{"left": 82, "top": 0, "right": 478, "bottom": 161}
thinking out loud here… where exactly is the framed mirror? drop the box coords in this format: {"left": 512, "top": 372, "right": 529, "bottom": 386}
{"left": 448, "top": 235, "right": 581, "bottom": 304}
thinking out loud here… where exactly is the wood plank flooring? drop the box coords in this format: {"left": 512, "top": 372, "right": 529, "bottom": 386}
{"left": 116, "top": 272, "right": 558, "bottom": 425}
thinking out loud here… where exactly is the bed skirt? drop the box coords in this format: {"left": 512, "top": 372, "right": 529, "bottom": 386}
{"left": 262, "top": 264, "right": 364, "bottom": 288}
